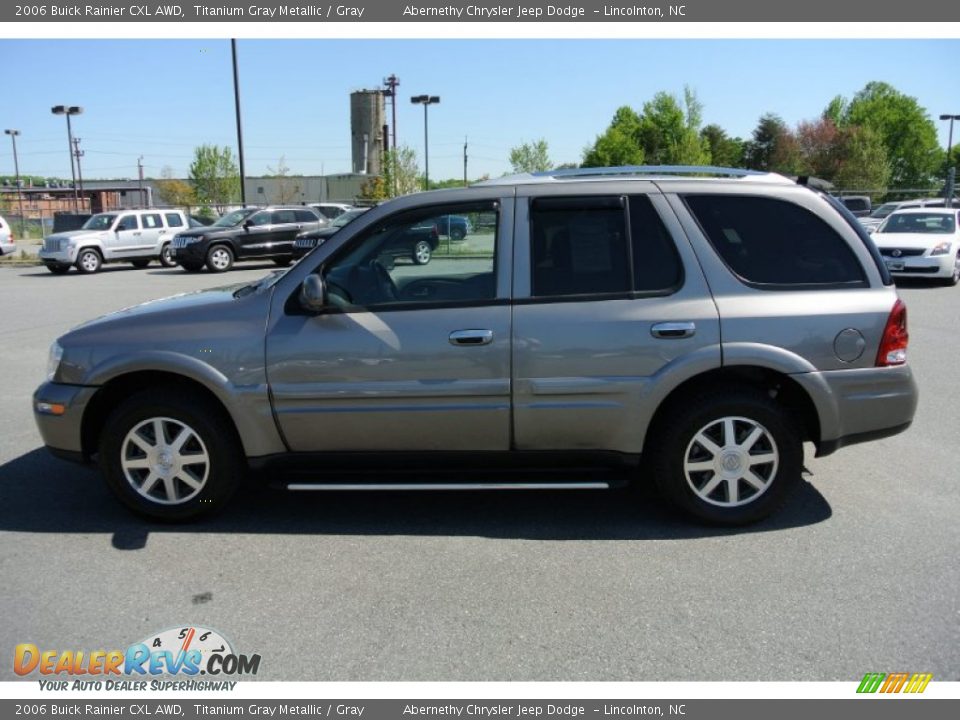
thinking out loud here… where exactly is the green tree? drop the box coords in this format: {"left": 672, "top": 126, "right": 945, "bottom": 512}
{"left": 382, "top": 145, "right": 421, "bottom": 196}
{"left": 833, "top": 125, "right": 891, "bottom": 195}
{"left": 636, "top": 89, "right": 710, "bottom": 165}
{"left": 155, "top": 165, "right": 196, "bottom": 207}
{"left": 840, "top": 81, "right": 940, "bottom": 188}
{"left": 700, "top": 124, "right": 744, "bottom": 167}
{"left": 582, "top": 106, "right": 645, "bottom": 167}
{"left": 744, "top": 113, "right": 801, "bottom": 173}
{"left": 266, "top": 155, "right": 301, "bottom": 204}
{"left": 189, "top": 144, "right": 240, "bottom": 213}
{"left": 509, "top": 139, "right": 552, "bottom": 173}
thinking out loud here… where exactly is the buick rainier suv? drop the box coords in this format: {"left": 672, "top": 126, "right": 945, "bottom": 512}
{"left": 34, "top": 167, "right": 918, "bottom": 524}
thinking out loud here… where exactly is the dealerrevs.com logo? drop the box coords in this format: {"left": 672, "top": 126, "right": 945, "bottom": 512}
{"left": 857, "top": 672, "right": 933, "bottom": 694}
{"left": 14, "top": 626, "right": 260, "bottom": 688}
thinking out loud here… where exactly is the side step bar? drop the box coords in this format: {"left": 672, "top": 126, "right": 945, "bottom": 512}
{"left": 286, "top": 482, "right": 611, "bottom": 491}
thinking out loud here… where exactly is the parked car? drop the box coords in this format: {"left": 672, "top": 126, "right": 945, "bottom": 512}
{"left": 870, "top": 208, "right": 960, "bottom": 285}
{"left": 836, "top": 195, "right": 871, "bottom": 217}
{"left": 34, "top": 166, "right": 917, "bottom": 525}
{"left": 308, "top": 203, "right": 355, "bottom": 221}
{"left": 291, "top": 208, "right": 369, "bottom": 260}
{"left": 170, "top": 206, "right": 325, "bottom": 272}
{"left": 860, "top": 198, "right": 952, "bottom": 232}
{"left": 0, "top": 214, "right": 16, "bottom": 257}
{"left": 38, "top": 208, "right": 190, "bottom": 274}
{"left": 435, "top": 214, "right": 472, "bottom": 240}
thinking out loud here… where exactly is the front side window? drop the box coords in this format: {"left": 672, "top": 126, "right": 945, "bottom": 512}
{"left": 247, "top": 212, "right": 271, "bottom": 227}
{"left": 116, "top": 215, "right": 139, "bottom": 231}
{"left": 272, "top": 210, "right": 297, "bottom": 225}
{"left": 684, "top": 194, "right": 866, "bottom": 287}
{"left": 321, "top": 203, "right": 498, "bottom": 309}
{"left": 294, "top": 209, "right": 317, "bottom": 223}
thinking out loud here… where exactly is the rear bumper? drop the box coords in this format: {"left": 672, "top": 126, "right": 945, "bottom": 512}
{"left": 792, "top": 365, "right": 919, "bottom": 457}
{"left": 33, "top": 381, "right": 98, "bottom": 459}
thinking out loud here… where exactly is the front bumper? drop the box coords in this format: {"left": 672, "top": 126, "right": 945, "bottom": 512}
{"left": 33, "top": 381, "right": 98, "bottom": 460}
{"left": 39, "top": 248, "right": 78, "bottom": 265}
{"left": 793, "top": 365, "right": 919, "bottom": 457}
{"left": 883, "top": 254, "right": 954, "bottom": 278}
{"left": 0, "top": 242, "right": 16, "bottom": 256}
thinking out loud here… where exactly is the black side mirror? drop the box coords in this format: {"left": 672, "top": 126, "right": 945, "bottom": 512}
{"left": 243, "top": 219, "right": 253, "bottom": 229}
{"left": 299, "top": 273, "right": 327, "bottom": 313}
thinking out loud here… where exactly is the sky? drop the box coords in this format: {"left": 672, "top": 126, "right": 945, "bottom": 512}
{"left": 1, "top": 38, "right": 958, "bottom": 183}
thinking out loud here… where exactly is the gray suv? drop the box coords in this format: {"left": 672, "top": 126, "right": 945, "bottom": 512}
{"left": 33, "top": 166, "right": 918, "bottom": 525}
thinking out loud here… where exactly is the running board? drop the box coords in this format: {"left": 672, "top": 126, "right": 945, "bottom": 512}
{"left": 286, "top": 481, "right": 610, "bottom": 491}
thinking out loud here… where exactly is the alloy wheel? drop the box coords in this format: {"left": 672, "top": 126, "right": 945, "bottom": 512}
{"left": 120, "top": 417, "right": 210, "bottom": 505}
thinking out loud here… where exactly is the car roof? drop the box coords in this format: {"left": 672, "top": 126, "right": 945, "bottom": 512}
{"left": 887, "top": 207, "right": 958, "bottom": 216}
{"left": 474, "top": 165, "right": 796, "bottom": 188}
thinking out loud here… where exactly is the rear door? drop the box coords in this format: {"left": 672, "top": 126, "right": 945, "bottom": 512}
{"left": 138, "top": 213, "right": 164, "bottom": 253}
{"left": 511, "top": 189, "right": 722, "bottom": 454}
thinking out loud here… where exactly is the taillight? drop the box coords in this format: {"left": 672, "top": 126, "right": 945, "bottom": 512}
{"left": 876, "top": 298, "right": 908, "bottom": 366}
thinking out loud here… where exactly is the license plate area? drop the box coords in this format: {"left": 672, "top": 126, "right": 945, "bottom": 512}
{"left": 885, "top": 260, "right": 905, "bottom": 271}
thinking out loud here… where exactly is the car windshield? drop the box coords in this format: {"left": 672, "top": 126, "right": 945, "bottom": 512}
{"left": 212, "top": 208, "right": 256, "bottom": 228}
{"left": 81, "top": 214, "right": 118, "bottom": 230}
{"left": 880, "top": 213, "right": 956, "bottom": 234}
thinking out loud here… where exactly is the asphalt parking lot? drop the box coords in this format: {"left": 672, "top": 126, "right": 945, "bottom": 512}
{"left": 0, "top": 262, "right": 958, "bottom": 681}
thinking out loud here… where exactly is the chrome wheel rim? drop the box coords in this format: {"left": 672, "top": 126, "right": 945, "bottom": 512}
{"left": 161, "top": 245, "right": 173, "bottom": 265}
{"left": 121, "top": 417, "right": 210, "bottom": 505}
{"left": 209, "top": 248, "right": 231, "bottom": 270}
{"left": 414, "top": 241, "right": 431, "bottom": 264}
{"left": 79, "top": 252, "right": 99, "bottom": 272}
{"left": 683, "top": 416, "right": 779, "bottom": 507}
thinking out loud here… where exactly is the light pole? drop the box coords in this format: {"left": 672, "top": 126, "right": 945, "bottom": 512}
{"left": 4, "top": 129, "right": 25, "bottom": 236}
{"left": 940, "top": 114, "right": 960, "bottom": 208}
{"left": 411, "top": 95, "right": 440, "bottom": 191}
{"left": 51, "top": 105, "right": 83, "bottom": 213}
{"left": 231, "top": 39, "right": 247, "bottom": 207}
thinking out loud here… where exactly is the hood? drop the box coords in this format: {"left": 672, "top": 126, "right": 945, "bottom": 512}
{"left": 174, "top": 226, "right": 235, "bottom": 238}
{"left": 872, "top": 232, "right": 956, "bottom": 250}
{"left": 48, "top": 229, "right": 108, "bottom": 242}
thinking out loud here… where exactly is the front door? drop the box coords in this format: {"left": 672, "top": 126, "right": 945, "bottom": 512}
{"left": 266, "top": 200, "right": 511, "bottom": 452}
{"left": 107, "top": 213, "right": 142, "bottom": 256}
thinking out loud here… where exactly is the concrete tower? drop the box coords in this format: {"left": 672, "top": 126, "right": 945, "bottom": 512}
{"left": 350, "top": 90, "right": 386, "bottom": 176}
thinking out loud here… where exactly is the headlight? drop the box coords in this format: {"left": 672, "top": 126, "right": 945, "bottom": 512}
{"left": 47, "top": 341, "right": 64, "bottom": 381}
{"left": 930, "top": 242, "right": 952, "bottom": 256}
{"left": 66, "top": 240, "right": 77, "bottom": 249}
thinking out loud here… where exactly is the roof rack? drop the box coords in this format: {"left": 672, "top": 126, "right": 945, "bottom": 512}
{"left": 474, "top": 165, "right": 794, "bottom": 187}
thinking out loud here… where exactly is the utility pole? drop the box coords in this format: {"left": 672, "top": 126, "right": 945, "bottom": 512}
{"left": 137, "top": 156, "right": 145, "bottom": 207}
{"left": 231, "top": 39, "right": 247, "bottom": 207}
{"left": 4, "top": 129, "right": 25, "bottom": 236}
{"left": 383, "top": 74, "right": 400, "bottom": 196}
{"left": 72, "top": 137, "right": 85, "bottom": 211}
{"left": 463, "top": 136, "right": 468, "bottom": 187}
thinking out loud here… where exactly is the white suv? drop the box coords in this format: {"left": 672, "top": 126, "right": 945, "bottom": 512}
{"left": 0, "top": 214, "right": 16, "bottom": 257}
{"left": 39, "top": 208, "right": 190, "bottom": 274}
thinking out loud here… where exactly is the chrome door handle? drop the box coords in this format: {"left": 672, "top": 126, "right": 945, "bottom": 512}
{"left": 651, "top": 322, "right": 696, "bottom": 339}
{"left": 449, "top": 330, "right": 494, "bottom": 346}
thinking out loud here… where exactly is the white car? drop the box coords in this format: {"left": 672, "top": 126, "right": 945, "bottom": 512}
{"left": 860, "top": 198, "right": 951, "bottom": 233}
{"left": 0, "top": 214, "right": 16, "bottom": 257}
{"left": 871, "top": 207, "right": 960, "bottom": 285}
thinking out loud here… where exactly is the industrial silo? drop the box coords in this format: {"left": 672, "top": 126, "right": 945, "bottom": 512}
{"left": 350, "top": 90, "right": 386, "bottom": 176}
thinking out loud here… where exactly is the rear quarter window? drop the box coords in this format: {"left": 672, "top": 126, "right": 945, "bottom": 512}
{"left": 683, "top": 194, "right": 867, "bottom": 288}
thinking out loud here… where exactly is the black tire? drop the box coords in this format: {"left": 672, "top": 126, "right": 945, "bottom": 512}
{"left": 75, "top": 248, "right": 103, "bottom": 274}
{"left": 273, "top": 257, "right": 293, "bottom": 267}
{"left": 412, "top": 239, "right": 432, "bottom": 265}
{"left": 205, "top": 244, "right": 234, "bottom": 273}
{"left": 131, "top": 259, "right": 151, "bottom": 269}
{"left": 450, "top": 225, "right": 466, "bottom": 241}
{"left": 47, "top": 264, "right": 70, "bottom": 275}
{"left": 98, "top": 388, "right": 244, "bottom": 521}
{"left": 649, "top": 387, "right": 803, "bottom": 525}
{"left": 180, "top": 261, "right": 204, "bottom": 273}
{"left": 159, "top": 243, "right": 177, "bottom": 268}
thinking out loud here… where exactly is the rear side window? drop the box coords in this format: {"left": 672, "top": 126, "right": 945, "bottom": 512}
{"left": 272, "top": 210, "right": 297, "bottom": 224}
{"left": 684, "top": 195, "right": 866, "bottom": 287}
{"left": 164, "top": 213, "right": 184, "bottom": 228}
{"left": 142, "top": 214, "right": 162, "bottom": 229}
{"left": 530, "top": 195, "right": 681, "bottom": 298}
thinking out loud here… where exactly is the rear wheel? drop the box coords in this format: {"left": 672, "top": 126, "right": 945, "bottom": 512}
{"left": 75, "top": 248, "right": 102, "bottom": 274}
{"left": 131, "top": 259, "right": 151, "bottom": 269}
{"left": 159, "top": 243, "right": 177, "bottom": 268}
{"left": 99, "top": 388, "right": 244, "bottom": 521}
{"left": 206, "top": 244, "right": 234, "bottom": 273}
{"left": 649, "top": 388, "right": 803, "bottom": 525}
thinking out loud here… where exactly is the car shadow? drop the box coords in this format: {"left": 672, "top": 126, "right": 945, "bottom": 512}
{"left": 145, "top": 263, "right": 283, "bottom": 276}
{"left": 0, "top": 448, "right": 833, "bottom": 549}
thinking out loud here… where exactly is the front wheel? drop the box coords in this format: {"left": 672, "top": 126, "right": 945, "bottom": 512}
{"left": 941, "top": 251, "right": 960, "bottom": 286}
{"left": 99, "top": 388, "right": 244, "bottom": 521}
{"left": 412, "top": 239, "right": 432, "bottom": 265}
{"left": 75, "top": 248, "right": 102, "bottom": 274}
{"left": 649, "top": 388, "right": 803, "bottom": 525}
{"left": 206, "top": 244, "right": 234, "bottom": 273}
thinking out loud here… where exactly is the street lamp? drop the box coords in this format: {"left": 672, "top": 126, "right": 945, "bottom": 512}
{"left": 940, "top": 114, "right": 960, "bottom": 208}
{"left": 411, "top": 95, "right": 440, "bottom": 191}
{"left": 4, "top": 129, "right": 25, "bottom": 237}
{"left": 51, "top": 105, "right": 83, "bottom": 213}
